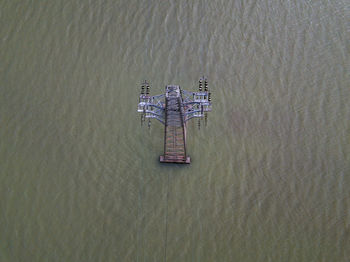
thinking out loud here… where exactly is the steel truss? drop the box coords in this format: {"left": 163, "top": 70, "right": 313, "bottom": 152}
{"left": 138, "top": 78, "right": 212, "bottom": 126}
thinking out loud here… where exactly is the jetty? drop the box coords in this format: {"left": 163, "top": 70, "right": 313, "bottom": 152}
{"left": 160, "top": 86, "right": 190, "bottom": 163}
{"left": 137, "top": 78, "right": 212, "bottom": 164}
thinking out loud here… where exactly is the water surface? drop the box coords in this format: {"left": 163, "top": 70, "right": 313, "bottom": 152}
{"left": 1, "top": 0, "right": 349, "bottom": 261}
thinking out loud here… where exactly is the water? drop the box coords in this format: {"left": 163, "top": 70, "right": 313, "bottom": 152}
{"left": 1, "top": 0, "right": 349, "bottom": 261}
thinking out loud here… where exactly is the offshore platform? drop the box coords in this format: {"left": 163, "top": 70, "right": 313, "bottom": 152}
{"left": 137, "top": 78, "right": 212, "bottom": 164}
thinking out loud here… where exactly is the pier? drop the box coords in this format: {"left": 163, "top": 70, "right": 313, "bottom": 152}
{"left": 138, "top": 78, "right": 212, "bottom": 164}
{"left": 160, "top": 86, "right": 190, "bottom": 163}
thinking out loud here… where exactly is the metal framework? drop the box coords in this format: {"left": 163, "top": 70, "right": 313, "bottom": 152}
{"left": 137, "top": 78, "right": 212, "bottom": 164}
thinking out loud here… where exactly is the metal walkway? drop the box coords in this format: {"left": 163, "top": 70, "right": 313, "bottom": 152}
{"left": 160, "top": 86, "right": 190, "bottom": 164}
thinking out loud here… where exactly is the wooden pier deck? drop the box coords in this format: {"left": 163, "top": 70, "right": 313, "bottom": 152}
{"left": 160, "top": 86, "right": 190, "bottom": 164}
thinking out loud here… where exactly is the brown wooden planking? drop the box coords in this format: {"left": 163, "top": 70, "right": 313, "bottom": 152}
{"left": 160, "top": 86, "right": 190, "bottom": 164}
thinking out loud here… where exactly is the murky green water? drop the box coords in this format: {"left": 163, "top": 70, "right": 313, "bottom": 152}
{"left": 1, "top": 0, "right": 349, "bottom": 261}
